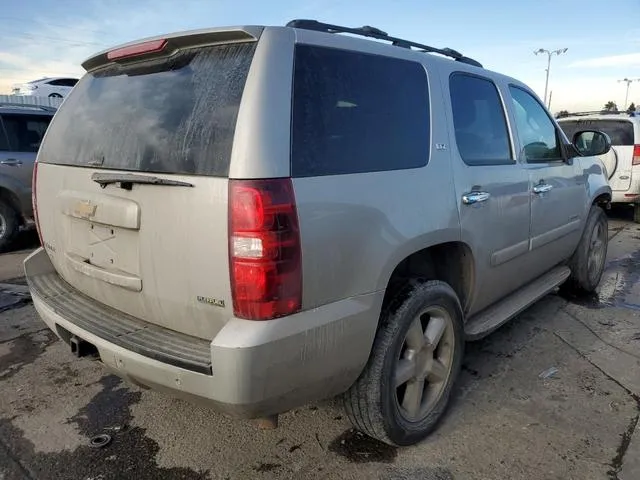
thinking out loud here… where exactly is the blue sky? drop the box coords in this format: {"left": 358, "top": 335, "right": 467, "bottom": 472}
{"left": 1, "top": 0, "right": 639, "bottom": 111}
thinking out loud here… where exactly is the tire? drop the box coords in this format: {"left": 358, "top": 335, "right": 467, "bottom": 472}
{"left": 343, "top": 280, "right": 464, "bottom": 446}
{"left": 634, "top": 204, "right": 640, "bottom": 224}
{"left": 48, "top": 93, "right": 63, "bottom": 98}
{"left": 0, "top": 200, "right": 19, "bottom": 252}
{"left": 563, "top": 205, "right": 608, "bottom": 294}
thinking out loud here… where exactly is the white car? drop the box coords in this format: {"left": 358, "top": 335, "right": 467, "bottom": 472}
{"left": 12, "top": 77, "right": 79, "bottom": 98}
{"left": 559, "top": 112, "right": 640, "bottom": 222}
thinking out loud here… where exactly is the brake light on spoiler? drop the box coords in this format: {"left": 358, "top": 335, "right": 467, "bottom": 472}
{"left": 107, "top": 39, "right": 167, "bottom": 61}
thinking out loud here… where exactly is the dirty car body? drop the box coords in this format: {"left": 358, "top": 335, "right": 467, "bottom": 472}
{"left": 25, "top": 21, "right": 612, "bottom": 445}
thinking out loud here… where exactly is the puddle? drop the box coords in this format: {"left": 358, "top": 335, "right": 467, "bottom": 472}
{"left": 559, "top": 249, "right": 640, "bottom": 310}
{"left": 328, "top": 429, "right": 397, "bottom": 463}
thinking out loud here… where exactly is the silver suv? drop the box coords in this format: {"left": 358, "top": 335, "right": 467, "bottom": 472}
{"left": 0, "top": 104, "right": 55, "bottom": 250}
{"left": 25, "top": 20, "right": 612, "bottom": 446}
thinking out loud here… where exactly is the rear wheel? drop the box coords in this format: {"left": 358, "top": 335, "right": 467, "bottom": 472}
{"left": 343, "top": 280, "right": 464, "bottom": 446}
{"left": 563, "top": 205, "right": 608, "bottom": 294}
{"left": 634, "top": 204, "right": 640, "bottom": 224}
{"left": 0, "top": 200, "right": 19, "bottom": 252}
{"left": 48, "top": 93, "right": 63, "bottom": 99}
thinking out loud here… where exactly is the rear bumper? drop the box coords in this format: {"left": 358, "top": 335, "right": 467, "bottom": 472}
{"left": 25, "top": 248, "right": 382, "bottom": 417}
{"left": 612, "top": 176, "right": 640, "bottom": 204}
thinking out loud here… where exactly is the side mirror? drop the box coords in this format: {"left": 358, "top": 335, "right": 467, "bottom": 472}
{"left": 572, "top": 130, "right": 612, "bottom": 157}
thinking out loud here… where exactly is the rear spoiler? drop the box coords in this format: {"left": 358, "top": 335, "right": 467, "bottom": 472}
{"left": 82, "top": 26, "right": 264, "bottom": 72}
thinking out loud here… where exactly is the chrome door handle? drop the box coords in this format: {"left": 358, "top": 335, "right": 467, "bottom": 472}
{"left": 533, "top": 183, "right": 553, "bottom": 194}
{"left": 462, "top": 191, "right": 490, "bottom": 205}
{"left": 0, "top": 159, "right": 22, "bottom": 166}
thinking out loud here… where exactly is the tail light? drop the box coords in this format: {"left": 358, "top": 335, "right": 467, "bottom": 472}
{"left": 31, "top": 161, "right": 43, "bottom": 246}
{"left": 229, "top": 179, "right": 302, "bottom": 320}
{"left": 633, "top": 145, "right": 640, "bottom": 166}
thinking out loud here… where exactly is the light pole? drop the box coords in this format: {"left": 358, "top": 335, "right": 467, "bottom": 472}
{"left": 618, "top": 78, "right": 640, "bottom": 110}
{"left": 534, "top": 48, "right": 568, "bottom": 108}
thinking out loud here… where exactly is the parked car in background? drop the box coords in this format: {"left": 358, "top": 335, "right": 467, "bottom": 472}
{"left": 0, "top": 103, "right": 55, "bottom": 250}
{"left": 26, "top": 20, "right": 612, "bottom": 447}
{"left": 558, "top": 112, "right": 640, "bottom": 222}
{"left": 12, "top": 77, "right": 79, "bottom": 99}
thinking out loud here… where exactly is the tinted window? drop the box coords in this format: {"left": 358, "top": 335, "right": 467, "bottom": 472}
{"left": 1, "top": 114, "right": 52, "bottom": 152}
{"left": 40, "top": 43, "right": 256, "bottom": 177}
{"left": 449, "top": 74, "right": 512, "bottom": 165}
{"left": 291, "top": 46, "right": 430, "bottom": 177}
{"left": 0, "top": 120, "right": 9, "bottom": 150}
{"left": 509, "top": 87, "right": 562, "bottom": 162}
{"left": 559, "top": 119, "right": 634, "bottom": 146}
{"left": 47, "top": 78, "right": 78, "bottom": 87}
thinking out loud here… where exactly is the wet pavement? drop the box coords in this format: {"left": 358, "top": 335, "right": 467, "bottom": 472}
{"left": 1, "top": 213, "right": 640, "bottom": 479}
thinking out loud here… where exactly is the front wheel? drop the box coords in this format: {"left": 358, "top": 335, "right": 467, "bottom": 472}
{"left": 343, "top": 280, "right": 464, "bottom": 446}
{"left": 563, "top": 205, "right": 608, "bottom": 294}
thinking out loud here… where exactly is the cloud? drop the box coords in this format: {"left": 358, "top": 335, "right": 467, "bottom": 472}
{"left": 569, "top": 53, "right": 640, "bottom": 69}
{"left": 0, "top": 0, "right": 212, "bottom": 93}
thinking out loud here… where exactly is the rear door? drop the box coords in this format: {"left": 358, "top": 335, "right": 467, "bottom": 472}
{"left": 35, "top": 36, "right": 259, "bottom": 340}
{"left": 559, "top": 118, "right": 635, "bottom": 191}
{"left": 0, "top": 113, "right": 51, "bottom": 214}
{"left": 446, "top": 72, "right": 532, "bottom": 314}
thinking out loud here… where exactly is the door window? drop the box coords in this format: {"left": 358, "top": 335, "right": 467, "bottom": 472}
{"left": 509, "top": 87, "right": 563, "bottom": 162}
{"left": 449, "top": 73, "right": 512, "bottom": 166}
{"left": 2, "top": 114, "right": 52, "bottom": 152}
{"left": 0, "top": 118, "right": 10, "bottom": 151}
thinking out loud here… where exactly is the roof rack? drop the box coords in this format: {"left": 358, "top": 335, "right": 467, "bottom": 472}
{"left": 286, "top": 19, "right": 483, "bottom": 68}
{"left": 0, "top": 103, "right": 57, "bottom": 113}
{"left": 558, "top": 110, "right": 634, "bottom": 118}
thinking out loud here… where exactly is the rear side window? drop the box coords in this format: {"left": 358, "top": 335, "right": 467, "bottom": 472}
{"left": 39, "top": 43, "right": 256, "bottom": 177}
{"left": 291, "top": 46, "right": 430, "bottom": 177}
{"left": 449, "top": 74, "right": 512, "bottom": 165}
{"left": 1, "top": 114, "right": 52, "bottom": 152}
{"left": 559, "top": 120, "right": 634, "bottom": 146}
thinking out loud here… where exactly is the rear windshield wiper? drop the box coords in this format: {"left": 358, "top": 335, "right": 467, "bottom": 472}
{"left": 91, "top": 173, "right": 194, "bottom": 190}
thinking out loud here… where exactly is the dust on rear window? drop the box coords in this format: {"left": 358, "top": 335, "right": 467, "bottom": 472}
{"left": 559, "top": 119, "right": 634, "bottom": 146}
{"left": 39, "top": 43, "right": 256, "bottom": 176}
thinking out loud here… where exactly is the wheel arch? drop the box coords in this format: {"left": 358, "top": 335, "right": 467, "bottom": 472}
{"left": 380, "top": 240, "right": 476, "bottom": 319}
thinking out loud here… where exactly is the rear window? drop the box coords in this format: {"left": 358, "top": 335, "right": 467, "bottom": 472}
{"left": 39, "top": 43, "right": 256, "bottom": 176}
{"left": 291, "top": 45, "right": 430, "bottom": 177}
{"left": 559, "top": 119, "right": 634, "bottom": 146}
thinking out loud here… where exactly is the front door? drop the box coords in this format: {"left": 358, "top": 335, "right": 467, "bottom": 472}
{"left": 446, "top": 72, "right": 532, "bottom": 315}
{"left": 508, "top": 86, "right": 586, "bottom": 272}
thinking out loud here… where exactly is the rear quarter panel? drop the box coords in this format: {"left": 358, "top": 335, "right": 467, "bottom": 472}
{"left": 293, "top": 57, "right": 460, "bottom": 309}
